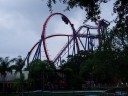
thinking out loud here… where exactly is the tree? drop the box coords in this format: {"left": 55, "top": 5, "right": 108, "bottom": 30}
{"left": 45, "top": 0, "right": 111, "bottom": 22}
{"left": 59, "top": 51, "right": 93, "bottom": 89}
{"left": 45, "top": 0, "right": 128, "bottom": 48}
{"left": 0, "top": 57, "right": 15, "bottom": 92}
{"left": 27, "top": 60, "right": 55, "bottom": 90}
{"left": 0, "top": 57, "right": 15, "bottom": 80}
{"left": 12, "top": 56, "right": 25, "bottom": 74}
{"left": 44, "top": 0, "right": 128, "bottom": 88}
{"left": 45, "top": 0, "right": 128, "bottom": 23}
{"left": 11, "top": 56, "right": 25, "bottom": 93}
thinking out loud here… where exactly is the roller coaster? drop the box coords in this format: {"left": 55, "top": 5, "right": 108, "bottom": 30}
{"left": 25, "top": 13, "right": 109, "bottom": 66}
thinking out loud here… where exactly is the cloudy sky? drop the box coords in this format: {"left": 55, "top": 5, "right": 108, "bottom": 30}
{"left": 0, "top": 0, "right": 115, "bottom": 60}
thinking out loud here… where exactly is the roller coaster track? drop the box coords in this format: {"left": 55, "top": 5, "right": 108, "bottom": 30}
{"left": 25, "top": 13, "right": 109, "bottom": 66}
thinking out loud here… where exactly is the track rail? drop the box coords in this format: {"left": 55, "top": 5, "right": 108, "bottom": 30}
{"left": 25, "top": 13, "right": 104, "bottom": 66}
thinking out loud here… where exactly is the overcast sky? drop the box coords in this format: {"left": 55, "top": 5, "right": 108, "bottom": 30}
{"left": 0, "top": 0, "right": 115, "bottom": 60}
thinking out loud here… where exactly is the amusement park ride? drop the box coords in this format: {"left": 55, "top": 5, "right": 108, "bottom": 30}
{"left": 25, "top": 13, "right": 110, "bottom": 67}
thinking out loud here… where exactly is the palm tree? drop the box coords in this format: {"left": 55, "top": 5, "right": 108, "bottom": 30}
{"left": 0, "top": 57, "right": 15, "bottom": 92}
{"left": 11, "top": 56, "right": 25, "bottom": 93}
{"left": 12, "top": 56, "right": 25, "bottom": 76}
{"left": 0, "top": 57, "right": 14, "bottom": 79}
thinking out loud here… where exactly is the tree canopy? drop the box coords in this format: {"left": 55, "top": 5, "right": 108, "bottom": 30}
{"left": 45, "top": 0, "right": 128, "bottom": 23}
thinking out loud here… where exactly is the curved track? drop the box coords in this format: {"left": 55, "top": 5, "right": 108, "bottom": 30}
{"left": 42, "top": 13, "right": 79, "bottom": 62}
{"left": 25, "top": 13, "right": 109, "bottom": 66}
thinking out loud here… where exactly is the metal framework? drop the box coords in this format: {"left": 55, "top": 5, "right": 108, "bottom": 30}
{"left": 25, "top": 13, "right": 109, "bottom": 66}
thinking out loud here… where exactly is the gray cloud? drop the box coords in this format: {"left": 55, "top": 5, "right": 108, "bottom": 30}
{"left": 0, "top": 0, "right": 114, "bottom": 60}
{"left": 0, "top": 0, "right": 49, "bottom": 58}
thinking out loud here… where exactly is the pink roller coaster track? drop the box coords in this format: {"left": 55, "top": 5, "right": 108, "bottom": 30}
{"left": 42, "top": 13, "right": 80, "bottom": 62}
{"left": 26, "top": 13, "right": 104, "bottom": 65}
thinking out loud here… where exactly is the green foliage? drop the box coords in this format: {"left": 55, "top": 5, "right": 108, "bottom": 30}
{"left": 11, "top": 56, "right": 25, "bottom": 75}
{"left": 12, "top": 73, "right": 25, "bottom": 92}
{"left": 28, "top": 60, "right": 55, "bottom": 72}
{"left": 45, "top": 0, "right": 111, "bottom": 22}
{"left": 0, "top": 57, "right": 15, "bottom": 78}
{"left": 43, "top": 1, "right": 128, "bottom": 86}
{"left": 60, "top": 43, "right": 128, "bottom": 86}
{"left": 46, "top": 0, "right": 56, "bottom": 12}
{"left": 113, "top": 0, "right": 128, "bottom": 27}
{"left": 26, "top": 60, "right": 56, "bottom": 90}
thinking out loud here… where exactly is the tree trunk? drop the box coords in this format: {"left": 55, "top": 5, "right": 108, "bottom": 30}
{"left": 3, "top": 76, "right": 6, "bottom": 94}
